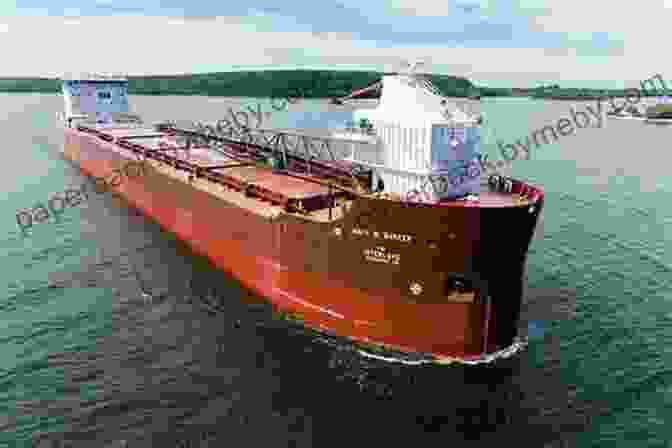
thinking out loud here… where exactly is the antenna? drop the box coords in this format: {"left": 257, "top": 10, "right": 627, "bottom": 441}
{"left": 397, "top": 59, "right": 444, "bottom": 96}
{"left": 399, "top": 59, "right": 427, "bottom": 75}
{"left": 396, "top": 59, "right": 480, "bottom": 122}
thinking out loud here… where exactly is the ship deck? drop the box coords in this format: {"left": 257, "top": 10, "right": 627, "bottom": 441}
{"left": 73, "top": 123, "right": 544, "bottom": 220}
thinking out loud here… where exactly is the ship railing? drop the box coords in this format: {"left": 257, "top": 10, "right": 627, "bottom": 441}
{"left": 235, "top": 127, "right": 392, "bottom": 194}
{"left": 161, "top": 123, "right": 492, "bottom": 199}
{"left": 231, "top": 127, "right": 487, "bottom": 203}
{"left": 158, "top": 123, "right": 370, "bottom": 194}
{"left": 233, "top": 126, "right": 387, "bottom": 175}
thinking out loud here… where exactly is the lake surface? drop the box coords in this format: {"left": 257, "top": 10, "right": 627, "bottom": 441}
{"left": 1, "top": 93, "right": 671, "bottom": 447}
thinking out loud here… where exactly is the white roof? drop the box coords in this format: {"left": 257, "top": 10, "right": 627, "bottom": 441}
{"left": 359, "top": 74, "right": 476, "bottom": 126}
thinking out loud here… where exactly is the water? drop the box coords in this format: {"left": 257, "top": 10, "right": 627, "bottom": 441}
{"left": 1, "top": 93, "right": 671, "bottom": 447}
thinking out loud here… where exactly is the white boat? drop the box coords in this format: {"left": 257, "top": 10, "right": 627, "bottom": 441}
{"left": 608, "top": 114, "right": 647, "bottom": 121}
{"left": 643, "top": 100, "right": 672, "bottom": 123}
{"left": 645, "top": 117, "right": 672, "bottom": 124}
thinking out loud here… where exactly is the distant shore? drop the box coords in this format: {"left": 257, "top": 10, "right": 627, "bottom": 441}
{"left": 0, "top": 70, "right": 477, "bottom": 98}
{"left": 528, "top": 96, "right": 622, "bottom": 101}
{"left": 0, "top": 71, "right": 663, "bottom": 102}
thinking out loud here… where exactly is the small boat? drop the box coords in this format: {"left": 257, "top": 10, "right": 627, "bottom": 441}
{"left": 644, "top": 101, "right": 672, "bottom": 124}
{"left": 645, "top": 117, "right": 672, "bottom": 124}
{"left": 610, "top": 114, "right": 648, "bottom": 121}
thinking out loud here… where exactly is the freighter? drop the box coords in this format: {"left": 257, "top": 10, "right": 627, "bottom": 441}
{"left": 59, "top": 69, "right": 544, "bottom": 365}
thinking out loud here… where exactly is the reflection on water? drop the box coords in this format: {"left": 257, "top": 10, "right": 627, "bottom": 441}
{"left": 1, "top": 94, "right": 671, "bottom": 447}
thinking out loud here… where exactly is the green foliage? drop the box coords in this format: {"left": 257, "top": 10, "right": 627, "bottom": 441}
{"left": 651, "top": 104, "right": 672, "bottom": 113}
{"left": 479, "top": 87, "right": 513, "bottom": 97}
{"left": 0, "top": 70, "right": 475, "bottom": 98}
{"left": 528, "top": 87, "right": 667, "bottom": 100}
{"left": 647, "top": 104, "right": 672, "bottom": 117}
{"left": 0, "top": 78, "right": 61, "bottom": 93}
{"left": 3, "top": 72, "right": 670, "bottom": 101}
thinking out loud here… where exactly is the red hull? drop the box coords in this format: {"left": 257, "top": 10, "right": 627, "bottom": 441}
{"left": 61, "top": 125, "right": 543, "bottom": 363}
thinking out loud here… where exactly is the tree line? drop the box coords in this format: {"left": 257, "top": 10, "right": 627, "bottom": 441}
{"left": 0, "top": 70, "right": 476, "bottom": 98}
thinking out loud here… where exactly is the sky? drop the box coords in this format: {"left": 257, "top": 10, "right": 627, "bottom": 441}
{"left": 0, "top": 0, "right": 669, "bottom": 88}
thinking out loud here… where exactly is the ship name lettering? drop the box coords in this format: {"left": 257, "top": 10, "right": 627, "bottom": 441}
{"left": 351, "top": 228, "right": 411, "bottom": 243}
{"left": 363, "top": 247, "right": 400, "bottom": 265}
{"left": 382, "top": 232, "right": 412, "bottom": 243}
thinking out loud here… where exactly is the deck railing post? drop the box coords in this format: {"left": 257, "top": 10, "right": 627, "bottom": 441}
{"left": 280, "top": 134, "right": 288, "bottom": 169}
{"left": 329, "top": 182, "right": 333, "bottom": 221}
{"left": 323, "top": 138, "right": 336, "bottom": 163}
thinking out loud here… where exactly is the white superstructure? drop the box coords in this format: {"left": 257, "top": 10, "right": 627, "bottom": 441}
{"left": 60, "top": 74, "right": 133, "bottom": 126}
{"left": 332, "top": 68, "right": 482, "bottom": 201}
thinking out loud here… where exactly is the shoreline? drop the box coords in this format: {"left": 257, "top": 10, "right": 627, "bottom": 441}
{"left": 0, "top": 90, "right": 636, "bottom": 101}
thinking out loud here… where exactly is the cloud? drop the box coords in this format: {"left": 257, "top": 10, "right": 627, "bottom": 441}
{"left": 520, "top": 0, "right": 663, "bottom": 47}
{"left": 91, "top": 4, "right": 152, "bottom": 14}
{"left": 1, "top": 1, "right": 627, "bottom": 53}
{"left": 385, "top": 0, "right": 451, "bottom": 16}
{"left": 0, "top": 6, "right": 668, "bottom": 88}
{"left": 381, "top": 0, "right": 483, "bottom": 16}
